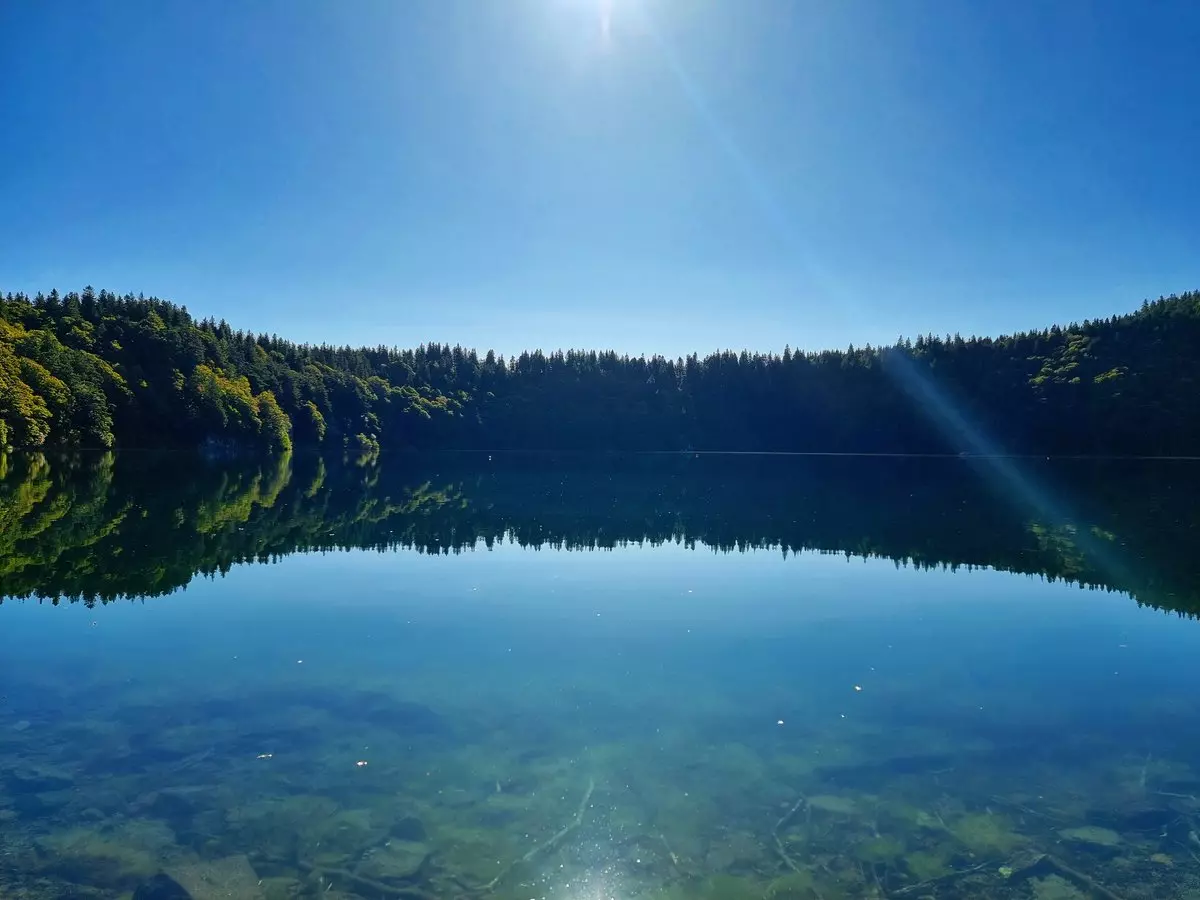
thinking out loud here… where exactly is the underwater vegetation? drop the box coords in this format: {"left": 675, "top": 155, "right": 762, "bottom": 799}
{"left": 2, "top": 666, "right": 1199, "bottom": 900}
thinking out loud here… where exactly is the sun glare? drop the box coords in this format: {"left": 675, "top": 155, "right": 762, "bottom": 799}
{"left": 555, "top": 0, "right": 621, "bottom": 47}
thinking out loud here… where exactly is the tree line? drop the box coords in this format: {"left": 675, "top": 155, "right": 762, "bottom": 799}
{"left": 3, "top": 286, "right": 1200, "bottom": 454}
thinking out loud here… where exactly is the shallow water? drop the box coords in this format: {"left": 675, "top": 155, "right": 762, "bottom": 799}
{"left": 2, "top": 452, "right": 1200, "bottom": 899}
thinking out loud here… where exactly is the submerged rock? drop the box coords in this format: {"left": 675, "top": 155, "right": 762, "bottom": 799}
{"left": 133, "top": 786, "right": 214, "bottom": 826}
{"left": 950, "top": 812, "right": 1026, "bottom": 854}
{"left": 34, "top": 821, "right": 170, "bottom": 889}
{"left": 314, "top": 807, "right": 390, "bottom": 862}
{"left": 624, "top": 837, "right": 665, "bottom": 873}
{"left": 1058, "top": 825, "right": 1122, "bottom": 847}
{"left": 704, "top": 831, "right": 765, "bottom": 872}
{"left": 1031, "top": 874, "right": 1087, "bottom": 900}
{"left": 358, "top": 840, "right": 430, "bottom": 883}
{"left": 1087, "top": 802, "right": 1178, "bottom": 833}
{"left": 807, "top": 795, "right": 858, "bottom": 815}
{"left": 167, "top": 855, "right": 263, "bottom": 900}
{"left": 5, "top": 765, "right": 73, "bottom": 793}
{"left": 765, "top": 871, "right": 816, "bottom": 900}
{"left": 390, "top": 814, "right": 428, "bottom": 842}
{"left": 133, "top": 873, "right": 194, "bottom": 900}
{"left": 225, "top": 795, "right": 339, "bottom": 862}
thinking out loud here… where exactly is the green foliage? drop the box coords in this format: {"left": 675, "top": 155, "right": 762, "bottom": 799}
{"left": 297, "top": 400, "right": 327, "bottom": 444}
{"left": 4, "top": 286, "right": 1200, "bottom": 454}
{"left": 0, "top": 288, "right": 461, "bottom": 452}
{"left": 1, "top": 314, "right": 127, "bottom": 448}
{"left": 256, "top": 391, "right": 292, "bottom": 453}
{"left": 0, "top": 333, "right": 54, "bottom": 448}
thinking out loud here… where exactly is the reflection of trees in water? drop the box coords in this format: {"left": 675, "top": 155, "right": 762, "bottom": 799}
{"left": 0, "top": 452, "right": 1197, "bottom": 617}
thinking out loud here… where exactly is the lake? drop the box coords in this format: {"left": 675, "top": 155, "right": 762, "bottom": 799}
{"left": 2, "top": 451, "right": 1200, "bottom": 900}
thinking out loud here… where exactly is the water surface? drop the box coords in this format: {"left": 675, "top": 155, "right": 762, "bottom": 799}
{"left": 2, "top": 452, "right": 1199, "bottom": 900}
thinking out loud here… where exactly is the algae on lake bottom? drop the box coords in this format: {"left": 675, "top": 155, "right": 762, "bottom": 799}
{"left": 2, "top": 662, "right": 1197, "bottom": 900}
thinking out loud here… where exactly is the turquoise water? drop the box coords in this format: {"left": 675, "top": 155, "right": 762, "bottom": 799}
{"left": 2, "top": 452, "right": 1200, "bottom": 899}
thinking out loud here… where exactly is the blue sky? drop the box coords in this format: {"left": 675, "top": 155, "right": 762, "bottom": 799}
{"left": 2, "top": 0, "right": 1198, "bottom": 357}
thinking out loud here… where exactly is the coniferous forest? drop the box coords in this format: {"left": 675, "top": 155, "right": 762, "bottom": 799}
{"left": 3, "top": 286, "right": 1200, "bottom": 455}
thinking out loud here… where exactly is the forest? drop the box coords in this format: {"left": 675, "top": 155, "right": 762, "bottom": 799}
{"left": 3, "top": 286, "right": 1200, "bottom": 455}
